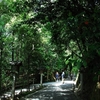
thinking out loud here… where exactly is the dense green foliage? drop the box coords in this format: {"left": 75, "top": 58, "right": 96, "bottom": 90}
{"left": 0, "top": 0, "right": 100, "bottom": 99}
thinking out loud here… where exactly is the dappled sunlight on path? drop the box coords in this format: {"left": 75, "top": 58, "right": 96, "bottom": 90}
{"left": 43, "top": 80, "right": 74, "bottom": 86}
{"left": 24, "top": 80, "right": 78, "bottom": 100}
{"left": 0, "top": 80, "right": 77, "bottom": 100}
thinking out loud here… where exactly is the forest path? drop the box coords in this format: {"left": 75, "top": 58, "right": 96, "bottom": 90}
{"left": 21, "top": 80, "right": 79, "bottom": 100}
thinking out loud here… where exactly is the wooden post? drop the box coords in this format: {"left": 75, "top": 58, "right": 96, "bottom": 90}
{"left": 40, "top": 73, "right": 43, "bottom": 86}
{"left": 11, "top": 72, "right": 16, "bottom": 100}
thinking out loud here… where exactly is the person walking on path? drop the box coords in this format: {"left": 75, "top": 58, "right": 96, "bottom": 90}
{"left": 61, "top": 71, "right": 65, "bottom": 84}
{"left": 55, "top": 72, "right": 60, "bottom": 82}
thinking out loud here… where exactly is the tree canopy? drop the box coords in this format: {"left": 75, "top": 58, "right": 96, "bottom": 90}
{"left": 0, "top": 0, "right": 100, "bottom": 99}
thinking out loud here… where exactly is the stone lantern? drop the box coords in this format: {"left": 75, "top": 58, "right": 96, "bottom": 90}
{"left": 9, "top": 61, "right": 22, "bottom": 100}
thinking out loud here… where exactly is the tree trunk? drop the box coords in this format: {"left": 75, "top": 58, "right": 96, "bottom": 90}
{"left": 11, "top": 73, "right": 16, "bottom": 100}
{"left": 46, "top": 70, "right": 49, "bottom": 81}
{"left": 27, "top": 55, "right": 30, "bottom": 91}
{"left": 0, "top": 33, "right": 3, "bottom": 95}
{"left": 11, "top": 32, "right": 15, "bottom": 100}
{"left": 0, "top": 70, "right": 1, "bottom": 95}
{"left": 80, "top": 67, "right": 95, "bottom": 100}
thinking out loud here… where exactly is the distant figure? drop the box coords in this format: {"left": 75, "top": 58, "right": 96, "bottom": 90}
{"left": 55, "top": 72, "right": 60, "bottom": 82}
{"left": 61, "top": 71, "right": 65, "bottom": 84}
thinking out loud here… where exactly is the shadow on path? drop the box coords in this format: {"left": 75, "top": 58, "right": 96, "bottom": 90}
{"left": 22, "top": 80, "right": 79, "bottom": 100}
